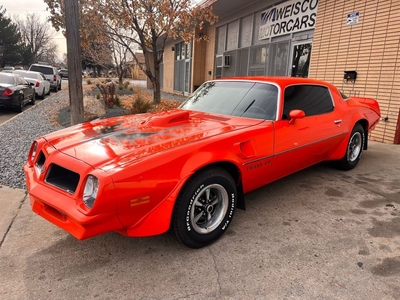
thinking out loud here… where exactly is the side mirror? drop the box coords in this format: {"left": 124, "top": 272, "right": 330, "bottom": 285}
{"left": 288, "top": 110, "right": 305, "bottom": 124}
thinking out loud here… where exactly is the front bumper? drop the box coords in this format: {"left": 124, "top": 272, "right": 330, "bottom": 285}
{"left": 24, "top": 164, "right": 124, "bottom": 240}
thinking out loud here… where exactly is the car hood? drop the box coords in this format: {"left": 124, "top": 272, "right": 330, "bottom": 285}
{"left": 43, "top": 109, "right": 263, "bottom": 169}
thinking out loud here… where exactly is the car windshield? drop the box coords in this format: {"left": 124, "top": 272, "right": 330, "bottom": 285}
{"left": 0, "top": 74, "right": 15, "bottom": 84}
{"left": 180, "top": 81, "right": 278, "bottom": 120}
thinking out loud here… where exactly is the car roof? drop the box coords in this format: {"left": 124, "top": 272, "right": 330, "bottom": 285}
{"left": 14, "top": 70, "right": 40, "bottom": 74}
{"left": 0, "top": 72, "right": 18, "bottom": 77}
{"left": 215, "top": 76, "right": 336, "bottom": 90}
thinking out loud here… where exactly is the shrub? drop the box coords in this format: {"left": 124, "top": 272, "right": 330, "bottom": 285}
{"left": 86, "top": 79, "right": 92, "bottom": 85}
{"left": 96, "top": 82, "right": 117, "bottom": 108}
{"left": 130, "top": 92, "right": 153, "bottom": 114}
{"left": 115, "top": 95, "right": 121, "bottom": 107}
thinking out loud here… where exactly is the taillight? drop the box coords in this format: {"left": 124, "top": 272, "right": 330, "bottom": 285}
{"left": 35, "top": 81, "right": 40, "bottom": 87}
{"left": 2, "top": 88, "right": 14, "bottom": 97}
{"left": 53, "top": 75, "right": 57, "bottom": 82}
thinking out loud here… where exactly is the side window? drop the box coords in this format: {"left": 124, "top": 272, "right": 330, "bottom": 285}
{"left": 283, "top": 85, "right": 333, "bottom": 118}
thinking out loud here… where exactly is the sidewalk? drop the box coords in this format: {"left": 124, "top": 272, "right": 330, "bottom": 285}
{"left": 0, "top": 186, "right": 26, "bottom": 247}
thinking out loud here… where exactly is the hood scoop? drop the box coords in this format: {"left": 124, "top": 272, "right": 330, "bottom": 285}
{"left": 146, "top": 109, "right": 190, "bottom": 127}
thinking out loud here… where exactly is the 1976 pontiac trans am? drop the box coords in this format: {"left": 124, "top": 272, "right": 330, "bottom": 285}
{"left": 24, "top": 77, "right": 380, "bottom": 248}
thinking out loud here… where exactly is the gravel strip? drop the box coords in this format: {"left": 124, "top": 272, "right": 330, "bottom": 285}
{"left": 0, "top": 90, "right": 69, "bottom": 189}
{"left": 0, "top": 87, "right": 187, "bottom": 189}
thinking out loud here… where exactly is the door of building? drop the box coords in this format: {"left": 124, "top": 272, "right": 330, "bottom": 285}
{"left": 291, "top": 42, "right": 312, "bottom": 78}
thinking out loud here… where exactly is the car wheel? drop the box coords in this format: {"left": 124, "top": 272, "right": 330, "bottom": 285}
{"left": 337, "top": 124, "right": 364, "bottom": 170}
{"left": 18, "top": 95, "right": 25, "bottom": 112}
{"left": 171, "top": 167, "right": 237, "bottom": 248}
{"left": 30, "top": 92, "right": 36, "bottom": 105}
{"left": 40, "top": 88, "right": 45, "bottom": 99}
{"left": 54, "top": 84, "right": 58, "bottom": 92}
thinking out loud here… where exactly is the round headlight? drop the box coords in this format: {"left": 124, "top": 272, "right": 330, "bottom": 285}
{"left": 83, "top": 175, "right": 99, "bottom": 209}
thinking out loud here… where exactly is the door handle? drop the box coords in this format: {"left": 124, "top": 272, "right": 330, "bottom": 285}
{"left": 334, "top": 119, "right": 342, "bottom": 124}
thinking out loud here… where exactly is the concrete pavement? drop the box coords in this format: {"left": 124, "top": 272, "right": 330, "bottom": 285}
{"left": 0, "top": 186, "right": 26, "bottom": 247}
{"left": 0, "top": 141, "right": 399, "bottom": 299}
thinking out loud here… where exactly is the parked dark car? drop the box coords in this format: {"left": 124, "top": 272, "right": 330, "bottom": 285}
{"left": 0, "top": 73, "right": 35, "bottom": 112}
{"left": 58, "top": 69, "right": 68, "bottom": 78}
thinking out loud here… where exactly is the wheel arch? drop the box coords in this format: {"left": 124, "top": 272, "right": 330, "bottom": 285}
{"left": 328, "top": 118, "right": 369, "bottom": 161}
{"left": 356, "top": 118, "right": 369, "bottom": 150}
{"left": 189, "top": 161, "right": 246, "bottom": 210}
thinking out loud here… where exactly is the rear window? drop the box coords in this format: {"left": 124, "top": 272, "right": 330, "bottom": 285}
{"left": 0, "top": 74, "right": 15, "bottom": 84}
{"left": 30, "top": 65, "right": 54, "bottom": 75}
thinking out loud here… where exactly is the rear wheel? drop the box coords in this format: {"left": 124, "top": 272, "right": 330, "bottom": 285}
{"left": 30, "top": 92, "right": 36, "bottom": 105}
{"left": 18, "top": 95, "right": 25, "bottom": 112}
{"left": 53, "top": 84, "right": 58, "bottom": 93}
{"left": 40, "top": 88, "right": 45, "bottom": 99}
{"left": 171, "top": 167, "right": 237, "bottom": 248}
{"left": 336, "top": 124, "right": 364, "bottom": 170}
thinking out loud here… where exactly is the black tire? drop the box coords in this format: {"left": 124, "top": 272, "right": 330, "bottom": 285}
{"left": 18, "top": 95, "right": 25, "bottom": 112}
{"left": 336, "top": 124, "right": 364, "bottom": 170}
{"left": 171, "top": 167, "right": 237, "bottom": 248}
{"left": 40, "top": 88, "right": 45, "bottom": 99}
{"left": 53, "top": 84, "right": 58, "bottom": 93}
{"left": 30, "top": 92, "right": 36, "bottom": 105}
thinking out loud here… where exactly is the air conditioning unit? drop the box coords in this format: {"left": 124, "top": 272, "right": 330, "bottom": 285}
{"left": 216, "top": 55, "right": 230, "bottom": 68}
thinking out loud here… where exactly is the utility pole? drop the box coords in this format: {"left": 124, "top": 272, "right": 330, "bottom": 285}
{"left": 65, "top": 0, "right": 84, "bottom": 125}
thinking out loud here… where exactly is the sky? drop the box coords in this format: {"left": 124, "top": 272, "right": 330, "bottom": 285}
{"left": 1, "top": 0, "right": 67, "bottom": 58}
{"left": 2, "top": 0, "right": 205, "bottom": 59}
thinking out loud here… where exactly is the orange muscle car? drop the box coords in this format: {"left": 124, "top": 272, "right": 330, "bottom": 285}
{"left": 24, "top": 77, "right": 380, "bottom": 248}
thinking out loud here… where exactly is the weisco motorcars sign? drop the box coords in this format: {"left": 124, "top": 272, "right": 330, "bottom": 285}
{"left": 259, "top": 0, "right": 318, "bottom": 40}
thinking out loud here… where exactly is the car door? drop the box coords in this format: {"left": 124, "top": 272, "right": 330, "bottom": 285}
{"left": 271, "top": 84, "right": 347, "bottom": 180}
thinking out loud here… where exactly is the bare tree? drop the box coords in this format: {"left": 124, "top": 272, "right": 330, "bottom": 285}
{"left": 13, "top": 13, "right": 58, "bottom": 63}
{"left": 45, "top": 0, "right": 218, "bottom": 104}
{"left": 109, "top": 28, "right": 136, "bottom": 84}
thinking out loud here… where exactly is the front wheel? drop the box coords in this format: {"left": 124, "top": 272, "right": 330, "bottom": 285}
{"left": 336, "top": 124, "right": 365, "bottom": 170}
{"left": 171, "top": 167, "right": 237, "bottom": 248}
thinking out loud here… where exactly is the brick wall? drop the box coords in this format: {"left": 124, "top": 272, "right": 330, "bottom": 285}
{"left": 310, "top": 0, "right": 400, "bottom": 143}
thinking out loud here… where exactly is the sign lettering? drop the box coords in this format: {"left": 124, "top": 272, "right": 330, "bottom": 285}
{"left": 259, "top": 0, "right": 319, "bottom": 40}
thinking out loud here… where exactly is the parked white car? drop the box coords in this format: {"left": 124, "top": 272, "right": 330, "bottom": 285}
{"left": 29, "top": 64, "right": 61, "bottom": 92}
{"left": 13, "top": 70, "right": 51, "bottom": 99}
{"left": 2, "top": 67, "right": 15, "bottom": 73}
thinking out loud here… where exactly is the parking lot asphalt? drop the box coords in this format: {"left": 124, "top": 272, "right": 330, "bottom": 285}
{"left": 1, "top": 143, "right": 399, "bottom": 298}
